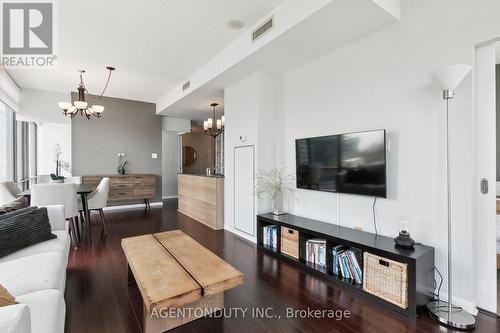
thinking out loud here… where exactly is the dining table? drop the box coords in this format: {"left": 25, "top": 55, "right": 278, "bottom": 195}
{"left": 19, "top": 184, "right": 94, "bottom": 245}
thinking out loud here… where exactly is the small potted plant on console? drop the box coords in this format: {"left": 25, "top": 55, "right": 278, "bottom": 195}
{"left": 256, "top": 167, "right": 296, "bottom": 215}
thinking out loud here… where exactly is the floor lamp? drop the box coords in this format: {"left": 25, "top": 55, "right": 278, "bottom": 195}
{"left": 427, "top": 64, "right": 476, "bottom": 330}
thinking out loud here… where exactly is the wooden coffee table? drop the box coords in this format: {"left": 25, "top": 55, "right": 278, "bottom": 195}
{"left": 122, "top": 230, "right": 243, "bottom": 333}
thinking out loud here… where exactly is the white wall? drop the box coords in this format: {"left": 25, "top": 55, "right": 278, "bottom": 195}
{"left": 162, "top": 117, "right": 190, "bottom": 133}
{"left": 224, "top": 72, "right": 279, "bottom": 238}
{"left": 225, "top": 0, "right": 500, "bottom": 314}
{"left": 278, "top": 0, "right": 500, "bottom": 313}
{"left": 19, "top": 89, "right": 72, "bottom": 177}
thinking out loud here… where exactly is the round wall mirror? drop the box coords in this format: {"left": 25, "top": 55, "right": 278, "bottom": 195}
{"left": 183, "top": 146, "right": 197, "bottom": 166}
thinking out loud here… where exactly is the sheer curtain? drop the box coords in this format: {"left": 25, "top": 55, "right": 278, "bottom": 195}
{"left": 0, "top": 100, "right": 37, "bottom": 188}
{"left": 15, "top": 120, "right": 37, "bottom": 190}
{"left": 0, "top": 101, "right": 14, "bottom": 182}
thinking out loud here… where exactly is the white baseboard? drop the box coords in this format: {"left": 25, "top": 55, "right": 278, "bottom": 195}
{"left": 103, "top": 201, "right": 163, "bottom": 211}
{"left": 162, "top": 195, "right": 178, "bottom": 199}
{"left": 436, "top": 291, "right": 478, "bottom": 315}
{"left": 223, "top": 225, "right": 256, "bottom": 244}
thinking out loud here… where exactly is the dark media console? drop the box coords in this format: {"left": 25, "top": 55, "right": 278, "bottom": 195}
{"left": 257, "top": 213, "right": 435, "bottom": 319}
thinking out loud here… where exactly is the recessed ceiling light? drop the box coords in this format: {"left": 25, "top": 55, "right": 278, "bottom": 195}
{"left": 227, "top": 20, "right": 245, "bottom": 30}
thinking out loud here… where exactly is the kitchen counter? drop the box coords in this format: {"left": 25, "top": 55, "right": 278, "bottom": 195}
{"left": 177, "top": 174, "right": 224, "bottom": 229}
{"left": 83, "top": 173, "right": 156, "bottom": 177}
{"left": 178, "top": 173, "right": 224, "bottom": 178}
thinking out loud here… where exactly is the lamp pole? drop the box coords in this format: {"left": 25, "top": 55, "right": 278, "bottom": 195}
{"left": 426, "top": 67, "right": 476, "bottom": 329}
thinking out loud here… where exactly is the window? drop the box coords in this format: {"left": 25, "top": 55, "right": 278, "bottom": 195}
{"left": 215, "top": 132, "right": 224, "bottom": 175}
{"left": 28, "top": 123, "right": 37, "bottom": 179}
{"left": 15, "top": 120, "right": 37, "bottom": 190}
{"left": 0, "top": 101, "right": 14, "bottom": 181}
{"left": 0, "top": 101, "right": 37, "bottom": 188}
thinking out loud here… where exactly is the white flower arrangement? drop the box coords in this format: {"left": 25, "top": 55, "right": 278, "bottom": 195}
{"left": 256, "top": 167, "right": 296, "bottom": 215}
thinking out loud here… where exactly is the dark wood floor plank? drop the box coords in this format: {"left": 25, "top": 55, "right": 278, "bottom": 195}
{"left": 65, "top": 200, "right": 499, "bottom": 333}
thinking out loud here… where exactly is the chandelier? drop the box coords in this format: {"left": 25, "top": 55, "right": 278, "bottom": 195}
{"left": 57, "top": 66, "right": 115, "bottom": 119}
{"left": 203, "top": 103, "right": 225, "bottom": 138}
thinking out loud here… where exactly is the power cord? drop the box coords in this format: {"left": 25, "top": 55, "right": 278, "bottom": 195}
{"left": 428, "top": 266, "right": 463, "bottom": 312}
{"left": 372, "top": 197, "right": 378, "bottom": 236}
{"left": 432, "top": 266, "right": 443, "bottom": 301}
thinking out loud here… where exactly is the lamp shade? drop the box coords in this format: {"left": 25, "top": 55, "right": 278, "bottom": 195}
{"left": 93, "top": 105, "right": 104, "bottom": 114}
{"left": 74, "top": 101, "right": 88, "bottom": 109}
{"left": 428, "top": 64, "right": 471, "bottom": 90}
{"left": 58, "top": 102, "right": 72, "bottom": 110}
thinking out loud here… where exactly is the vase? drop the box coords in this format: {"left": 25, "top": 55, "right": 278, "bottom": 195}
{"left": 272, "top": 192, "right": 286, "bottom": 215}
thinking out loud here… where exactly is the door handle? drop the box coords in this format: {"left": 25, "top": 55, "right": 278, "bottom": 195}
{"left": 480, "top": 178, "right": 488, "bottom": 194}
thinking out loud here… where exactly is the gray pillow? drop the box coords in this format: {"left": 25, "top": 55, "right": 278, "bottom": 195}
{"left": 0, "top": 206, "right": 37, "bottom": 219}
{"left": 0, "top": 207, "right": 56, "bottom": 258}
{"left": 0, "top": 197, "right": 28, "bottom": 215}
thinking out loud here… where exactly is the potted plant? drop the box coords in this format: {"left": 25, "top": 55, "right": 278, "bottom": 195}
{"left": 117, "top": 153, "right": 128, "bottom": 175}
{"left": 50, "top": 173, "right": 64, "bottom": 183}
{"left": 52, "top": 143, "right": 71, "bottom": 182}
{"left": 256, "top": 168, "right": 296, "bottom": 215}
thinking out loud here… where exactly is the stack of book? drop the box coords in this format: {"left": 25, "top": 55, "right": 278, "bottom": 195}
{"left": 331, "top": 246, "right": 363, "bottom": 284}
{"left": 306, "top": 239, "right": 327, "bottom": 268}
{"left": 262, "top": 225, "right": 277, "bottom": 249}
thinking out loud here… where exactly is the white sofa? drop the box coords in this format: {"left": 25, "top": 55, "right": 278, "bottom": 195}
{"left": 0, "top": 205, "right": 70, "bottom": 333}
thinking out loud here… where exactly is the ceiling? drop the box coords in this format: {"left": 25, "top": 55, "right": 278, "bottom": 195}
{"left": 158, "top": 0, "right": 400, "bottom": 120}
{"left": 8, "top": 0, "right": 283, "bottom": 103}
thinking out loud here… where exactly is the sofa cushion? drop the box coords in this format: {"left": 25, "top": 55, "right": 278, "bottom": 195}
{"left": 0, "top": 303, "right": 30, "bottom": 333}
{"left": 0, "top": 197, "right": 28, "bottom": 215}
{"left": 0, "top": 207, "right": 56, "bottom": 258}
{"left": 0, "top": 206, "right": 37, "bottom": 219}
{"left": 17, "top": 289, "right": 65, "bottom": 333}
{"left": 0, "top": 252, "right": 66, "bottom": 297}
{"left": 0, "top": 230, "right": 70, "bottom": 265}
{"left": 0, "top": 283, "right": 17, "bottom": 307}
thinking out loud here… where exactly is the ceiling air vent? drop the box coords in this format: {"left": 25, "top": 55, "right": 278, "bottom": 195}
{"left": 182, "top": 81, "right": 190, "bottom": 91}
{"left": 252, "top": 17, "right": 273, "bottom": 42}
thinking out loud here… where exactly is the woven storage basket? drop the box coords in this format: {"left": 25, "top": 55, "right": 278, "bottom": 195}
{"left": 363, "top": 252, "right": 408, "bottom": 309}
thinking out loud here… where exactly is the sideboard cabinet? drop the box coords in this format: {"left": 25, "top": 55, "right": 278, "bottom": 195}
{"left": 82, "top": 174, "right": 156, "bottom": 208}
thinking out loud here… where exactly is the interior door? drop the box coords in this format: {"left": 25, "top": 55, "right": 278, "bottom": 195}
{"left": 234, "top": 145, "right": 255, "bottom": 236}
{"left": 474, "top": 41, "right": 497, "bottom": 312}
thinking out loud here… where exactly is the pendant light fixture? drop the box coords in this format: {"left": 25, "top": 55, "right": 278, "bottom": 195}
{"left": 57, "top": 66, "right": 115, "bottom": 119}
{"left": 203, "top": 103, "right": 225, "bottom": 138}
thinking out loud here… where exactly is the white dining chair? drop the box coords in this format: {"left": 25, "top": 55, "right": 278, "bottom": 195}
{"left": 31, "top": 183, "right": 80, "bottom": 247}
{"left": 0, "top": 181, "right": 21, "bottom": 206}
{"left": 36, "top": 175, "right": 51, "bottom": 184}
{"left": 79, "top": 178, "right": 110, "bottom": 240}
{"left": 64, "top": 176, "right": 82, "bottom": 184}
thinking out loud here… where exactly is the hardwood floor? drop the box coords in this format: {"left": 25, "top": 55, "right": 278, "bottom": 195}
{"left": 65, "top": 200, "right": 499, "bottom": 333}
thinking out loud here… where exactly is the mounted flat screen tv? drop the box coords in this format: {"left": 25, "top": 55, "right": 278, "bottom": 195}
{"left": 295, "top": 130, "right": 387, "bottom": 198}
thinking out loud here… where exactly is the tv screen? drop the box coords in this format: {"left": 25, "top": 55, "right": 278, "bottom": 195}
{"left": 296, "top": 130, "right": 387, "bottom": 198}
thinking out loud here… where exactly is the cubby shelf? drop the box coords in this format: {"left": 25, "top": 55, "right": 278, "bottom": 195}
{"left": 257, "top": 213, "right": 435, "bottom": 319}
